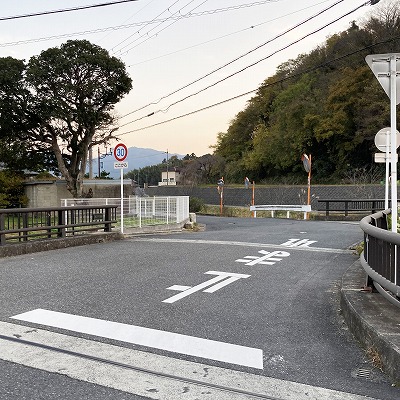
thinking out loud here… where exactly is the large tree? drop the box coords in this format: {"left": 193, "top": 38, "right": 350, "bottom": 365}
{"left": 27, "top": 40, "right": 132, "bottom": 197}
{"left": 0, "top": 40, "right": 132, "bottom": 197}
{"left": 0, "top": 57, "right": 50, "bottom": 171}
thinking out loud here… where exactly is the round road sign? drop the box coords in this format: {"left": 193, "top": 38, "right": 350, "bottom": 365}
{"left": 114, "top": 143, "right": 128, "bottom": 162}
{"left": 374, "top": 127, "right": 400, "bottom": 152}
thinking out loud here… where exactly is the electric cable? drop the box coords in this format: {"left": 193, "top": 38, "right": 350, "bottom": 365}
{"left": 114, "top": 33, "right": 400, "bottom": 138}
{"left": 0, "top": 1, "right": 281, "bottom": 48}
{"left": 113, "top": 0, "right": 207, "bottom": 55}
{"left": 127, "top": 0, "right": 335, "bottom": 67}
{"left": 110, "top": 0, "right": 181, "bottom": 53}
{"left": 119, "top": 0, "right": 366, "bottom": 127}
{"left": 114, "top": 0, "right": 280, "bottom": 55}
{"left": 0, "top": 0, "right": 140, "bottom": 21}
{"left": 119, "top": 0, "right": 346, "bottom": 120}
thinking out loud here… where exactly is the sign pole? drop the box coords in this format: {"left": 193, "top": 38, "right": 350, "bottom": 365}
{"left": 390, "top": 55, "right": 398, "bottom": 233}
{"left": 252, "top": 181, "right": 255, "bottom": 218}
{"left": 113, "top": 143, "right": 128, "bottom": 234}
{"left": 120, "top": 167, "right": 124, "bottom": 234}
{"left": 385, "top": 130, "right": 390, "bottom": 210}
{"left": 301, "top": 154, "right": 312, "bottom": 220}
{"left": 366, "top": 53, "right": 400, "bottom": 231}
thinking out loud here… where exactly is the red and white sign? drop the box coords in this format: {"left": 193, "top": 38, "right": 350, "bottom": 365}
{"left": 113, "top": 143, "right": 128, "bottom": 162}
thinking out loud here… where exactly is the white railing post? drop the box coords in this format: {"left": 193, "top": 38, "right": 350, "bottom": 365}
{"left": 167, "top": 197, "right": 169, "bottom": 225}
{"left": 139, "top": 197, "right": 142, "bottom": 228}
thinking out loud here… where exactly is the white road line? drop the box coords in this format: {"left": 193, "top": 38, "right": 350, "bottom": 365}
{"left": 133, "top": 238, "right": 355, "bottom": 254}
{"left": 11, "top": 308, "right": 263, "bottom": 369}
{"left": 0, "top": 321, "right": 379, "bottom": 400}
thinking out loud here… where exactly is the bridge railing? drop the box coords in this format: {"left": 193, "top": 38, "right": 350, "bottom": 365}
{"left": 0, "top": 205, "right": 117, "bottom": 245}
{"left": 318, "top": 199, "right": 386, "bottom": 216}
{"left": 359, "top": 209, "right": 400, "bottom": 308}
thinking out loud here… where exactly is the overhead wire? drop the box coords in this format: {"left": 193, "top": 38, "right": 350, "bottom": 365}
{"left": 97, "top": 0, "right": 158, "bottom": 44}
{"left": 113, "top": 0, "right": 207, "bottom": 55}
{"left": 127, "top": 0, "right": 336, "bottom": 67}
{"left": 0, "top": 1, "right": 280, "bottom": 48}
{"left": 110, "top": 0, "right": 182, "bottom": 53}
{"left": 115, "top": 33, "right": 400, "bottom": 138}
{"left": 113, "top": 0, "right": 280, "bottom": 55}
{"left": 116, "top": 1, "right": 384, "bottom": 136}
{"left": 0, "top": 0, "right": 140, "bottom": 21}
{"left": 118, "top": 0, "right": 348, "bottom": 125}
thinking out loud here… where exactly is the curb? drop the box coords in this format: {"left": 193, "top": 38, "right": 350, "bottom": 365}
{"left": 340, "top": 260, "right": 400, "bottom": 383}
{"left": 0, "top": 232, "right": 123, "bottom": 258}
{"left": 0, "top": 222, "right": 191, "bottom": 258}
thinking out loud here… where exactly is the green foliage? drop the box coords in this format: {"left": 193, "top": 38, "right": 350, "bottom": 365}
{"left": 189, "top": 197, "right": 204, "bottom": 213}
{"left": 125, "top": 164, "right": 162, "bottom": 186}
{"left": 0, "top": 40, "right": 132, "bottom": 197}
{"left": 0, "top": 170, "right": 28, "bottom": 208}
{"left": 213, "top": 4, "right": 400, "bottom": 184}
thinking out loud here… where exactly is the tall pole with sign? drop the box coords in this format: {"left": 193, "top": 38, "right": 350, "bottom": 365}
{"left": 366, "top": 53, "right": 400, "bottom": 233}
{"left": 374, "top": 127, "right": 400, "bottom": 210}
{"left": 114, "top": 143, "right": 128, "bottom": 234}
{"left": 301, "top": 154, "right": 311, "bottom": 220}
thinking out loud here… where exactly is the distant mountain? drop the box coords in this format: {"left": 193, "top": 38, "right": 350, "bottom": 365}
{"left": 89, "top": 146, "right": 184, "bottom": 179}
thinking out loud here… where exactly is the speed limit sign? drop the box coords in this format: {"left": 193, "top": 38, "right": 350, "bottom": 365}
{"left": 114, "top": 143, "right": 128, "bottom": 162}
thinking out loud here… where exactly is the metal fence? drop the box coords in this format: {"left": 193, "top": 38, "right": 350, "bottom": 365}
{"left": 0, "top": 205, "right": 117, "bottom": 245}
{"left": 61, "top": 196, "right": 190, "bottom": 229}
{"left": 360, "top": 210, "right": 400, "bottom": 308}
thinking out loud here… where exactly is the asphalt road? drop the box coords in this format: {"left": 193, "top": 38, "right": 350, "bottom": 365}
{"left": 0, "top": 216, "right": 399, "bottom": 400}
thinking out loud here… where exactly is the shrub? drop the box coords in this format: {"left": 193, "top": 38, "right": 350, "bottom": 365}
{"left": 189, "top": 197, "right": 204, "bottom": 213}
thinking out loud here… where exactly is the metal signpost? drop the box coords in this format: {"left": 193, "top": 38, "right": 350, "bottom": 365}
{"left": 114, "top": 143, "right": 128, "bottom": 233}
{"left": 366, "top": 53, "right": 400, "bottom": 232}
{"left": 301, "top": 154, "right": 312, "bottom": 219}
{"left": 374, "top": 127, "right": 400, "bottom": 210}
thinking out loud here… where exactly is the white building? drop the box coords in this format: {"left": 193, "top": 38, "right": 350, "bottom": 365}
{"left": 159, "top": 169, "right": 181, "bottom": 186}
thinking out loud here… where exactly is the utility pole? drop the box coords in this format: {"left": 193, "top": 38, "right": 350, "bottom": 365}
{"left": 166, "top": 149, "right": 169, "bottom": 186}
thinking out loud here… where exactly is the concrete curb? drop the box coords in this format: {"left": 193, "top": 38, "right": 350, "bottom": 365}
{"left": 340, "top": 260, "right": 400, "bottom": 383}
{"left": 0, "top": 222, "right": 190, "bottom": 258}
{"left": 0, "top": 232, "right": 123, "bottom": 258}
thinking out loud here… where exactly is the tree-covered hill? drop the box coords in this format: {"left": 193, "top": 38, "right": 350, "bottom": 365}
{"left": 213, "top": 1, "right": 400, "bottom": 184}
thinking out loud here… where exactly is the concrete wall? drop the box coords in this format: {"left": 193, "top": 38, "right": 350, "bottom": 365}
{"left": 145, "top": 184, "right": 388, "bottom": 209}
{"left": 24, "top": 180, "right": 134, "bottom": 208}
{"left": 24, "top": 180, "right": 389, "bottom": 209}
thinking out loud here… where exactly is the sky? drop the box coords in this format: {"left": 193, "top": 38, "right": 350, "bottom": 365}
{"left": 0, "top": 0, "right": 389, "bottom": 157}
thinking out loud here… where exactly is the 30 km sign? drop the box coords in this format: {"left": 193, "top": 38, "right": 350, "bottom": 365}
{"left": 113, "top": 143, "right": 128, "bottom": 234}
{"left": 113, "top": 143, "right": 128, "bottom": 162}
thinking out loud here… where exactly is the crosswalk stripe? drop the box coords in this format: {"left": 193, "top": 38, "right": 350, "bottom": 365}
{"left": 0, "top": 321, "right": 378, "bottom": 400}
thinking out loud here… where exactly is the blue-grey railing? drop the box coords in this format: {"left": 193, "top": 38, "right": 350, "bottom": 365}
{"left": 318, "top": 199, "right": 386, "bottom": 216}
{"left": 359, "top": 210, "right": 400, "bottom": 308}
{"left": 0, "top": 205, "right": 117, "bottom": 245}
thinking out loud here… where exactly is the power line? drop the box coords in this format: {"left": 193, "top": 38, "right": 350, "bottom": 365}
{"left": 97, "top": 0, "right": 158, "bottom": 44}
{"left": 127, "top": 0, "right": 335, "bottom": 67}
{"left": 115, "top": 34, "right": 400, "bottom": 138}
{"left": 114, "top": 0, "right": 281, "bottom": 55}
{"left": 0, "top": 0, "right": 140, "bottom": 22}
{"left": 113, "top": 0, "right": 207, "bottom": 55}
{"left": 110, "top": 0, "right": 182, "bottom": 53}
{"left": 0, "top": 1, "right": 281, "bottom": 48}
{"left": 119, "top": 0, "right": 350, "bottom": 124}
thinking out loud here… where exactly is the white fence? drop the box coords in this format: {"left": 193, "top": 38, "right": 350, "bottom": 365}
{"left": 61, "top": 196, "right": 189, "bottom": 230}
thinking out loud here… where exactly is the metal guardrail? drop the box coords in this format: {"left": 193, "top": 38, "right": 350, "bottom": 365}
{"left": 318, "top": 199, "right": 386, "bottom": 216}
{"left": 0, "top": 205, "right": 117, "bottom": 245}
{"left": 359, "top": 210, "right": 400, "bottom": 308}
{"left": 250, "top": 204, "right": 311, "bottom": 219}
